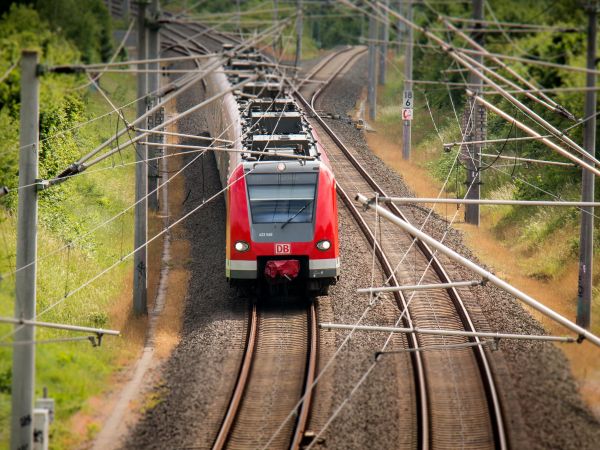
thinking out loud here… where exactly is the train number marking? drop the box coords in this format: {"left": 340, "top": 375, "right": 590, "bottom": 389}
{"left": 275, "top": 243, "right": 291, "bottom": 254}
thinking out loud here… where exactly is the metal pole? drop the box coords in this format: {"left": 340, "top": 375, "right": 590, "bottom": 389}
{"left": 134, "top": 1, "right": 148, "bottom": 315}
{"left": 468, "top": 92, "right": 600, "bottom": 177}
{"left": 464, "top": 0, "right": 484, "bottom": 225}
{"left": 11, "top": 49, "right": 39, "bottom": 450}
{"left": 356, "top": 193, "right": 600, "bottom": 347}
{"left": 367, "top": 10, "right": 377, "bottom": 120}
{"left": 401, "top": 0, "right": 412, "bottom": 159}
{"left": 273, "top": 0, "right": 279, "bottom": 53}
{"left": 295, "top": 0, "right": 303, "bottom": 67}
{"left": 320, "top": 323, "right": 576, "bottom": 343}
{"left": 0, "top": 317, "right": 120, "bottom": 336}
{"left": 378, "top": 0, "right": 389, "bottom": 85}
{"left": 358, "top": 280, "right": 481, "bottom": 294}
{"left": 577, "top": 0, "right": 597, "bottom": 330}
{"left": 378, "top": 197, "right": 600, "bottom": 207}
{"left": 147, "top": 0, "right": 160, "bottom": 211}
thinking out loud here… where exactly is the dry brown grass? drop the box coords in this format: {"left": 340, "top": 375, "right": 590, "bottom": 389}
{"left": 152, "top": 102, "right": 190, "bottom": 360}
{"left": 154, "top": 239, "right": 190, "bottom": 359}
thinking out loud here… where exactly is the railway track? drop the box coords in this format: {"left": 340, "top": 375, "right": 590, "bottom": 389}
{"left": 162, "top": 19, "right": 507, "bottom": 448}
{"left": 294, "top": 47, "right": 508, "bottom": 449}
{"left": 212, "top": 300, "right": 318, "bottom": 450}
{"left": 160, "top": 22, "right": 321, "bottom": 450}
{"left": 297, "top": 46, "right": 367, "bottom": 106}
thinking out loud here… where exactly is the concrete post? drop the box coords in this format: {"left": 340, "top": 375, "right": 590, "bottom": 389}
{"left": 464, "top": 0, "right": 484, "bottom": 225}
{"left": 11, "top": 50, "right": 39, "bottom": 450}
{"left": 577, "top": 0, "right": 598, "bottom": 329}
{"left": 378, "top": 0, "right": 389, "bottom": 85}
{"left": 295, "top": 0, "right": 303, "bottom": 67}
{"left": 134, "top": 1, "right": 148, "bottom": 315}
{"left": 401, "top": 0, "right": 413, "bottom": 159}
{"left": 147, "top": 0, "right": 160, "bottom": 211}
{"left": 368, "top": 11, "right": 377, "bottom": 120}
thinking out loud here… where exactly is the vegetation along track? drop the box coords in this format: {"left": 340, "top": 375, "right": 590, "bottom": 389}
{"left": 212, "top": 300, "right": 318, "bottom": 450}
{"left": 294, "top": 47, "right": 508, "bottom": 449}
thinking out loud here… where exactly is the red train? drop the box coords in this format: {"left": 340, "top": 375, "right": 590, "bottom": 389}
{"left": 208, "top": 49, "right": 340, "bottom": 296}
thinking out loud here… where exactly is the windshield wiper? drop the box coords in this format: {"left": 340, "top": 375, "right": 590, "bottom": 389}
{"left": 281, "top": 200, "right": 313, "bottom": 229}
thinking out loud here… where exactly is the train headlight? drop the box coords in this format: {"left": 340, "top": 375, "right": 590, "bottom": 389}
{"left": 316, "top": 240, "right": 331, "bottom": 251}
{"left": 234, "top": 241, "right": 250, "bottom": 252}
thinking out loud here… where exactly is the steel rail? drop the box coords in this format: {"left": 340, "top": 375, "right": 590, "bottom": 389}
{"left": 309, "top": 46, "right": 368, "bottom": 110}
{"left": 212, "top": 303, "right": 258, "bottom": 450}
{"left": 211, "top": 300, "right": 318, "bottom": 450}
{"left": 290, "top": 302, "right": 318, "bottom": 450}
{"left": 292, "top": 48, "right": 430, "bottom": 450}
{"left": 297, "top": 46, "right": 353, "bottom": 92}
{"left": 297, "top": 47, "right": 507, "bottom": 449}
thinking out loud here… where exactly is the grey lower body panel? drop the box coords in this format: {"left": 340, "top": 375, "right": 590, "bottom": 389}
{"left": 227, "top": 257, "right": 340, "bottom": 280}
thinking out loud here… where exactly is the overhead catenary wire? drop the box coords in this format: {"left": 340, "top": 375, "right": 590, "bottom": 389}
{"left": 0, "top": 58, "right": 20, "bottom": 84}
{"left": 51, "top": 17, "right": 287, "bottom": 179}
{"left": 440, "top": 17, "right": 573, "bottom": 117}
{"left": 1, "top": 30, "right": 294, "bottom": 284}
{"left": 356, "top": 193, "right": 600, "bottom": 347}
{"left": 444, "top": 16, "right": 581, "bottom": 32}
{"left": 140, "top": 141, "right": 316, "bottom": 160}
{"left": 81, "top": 52, "right": 219, "bottom": 69}
{"left": 3, "top": 62, "right": 298, "bottom": 339}
{"left": 467, "top": 91, "right": 600, "bottom": 177}
{"left": 371, "top": 0, "right": 600, "bottom": 170}
{"left": 265, "top": 26, "right": 486, "bottom": 448}
{"left": 71, "top": 18, "right": 136, "bottom": 92}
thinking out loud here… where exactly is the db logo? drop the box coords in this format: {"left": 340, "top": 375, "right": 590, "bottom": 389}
{"left": 275, "top": 243, "right": 291, "bottom": 254}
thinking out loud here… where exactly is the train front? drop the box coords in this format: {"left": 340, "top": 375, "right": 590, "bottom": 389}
{"left": 226, "top": 101, "right": 340, "bottom": 295}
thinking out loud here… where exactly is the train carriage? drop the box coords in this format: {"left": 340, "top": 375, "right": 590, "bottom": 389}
{"left": 204, "top": 49, "right": 340, "bottom": 295}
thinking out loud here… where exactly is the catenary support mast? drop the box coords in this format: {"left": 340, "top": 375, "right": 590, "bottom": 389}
{"left": 368, "top": 8, "right": 378, "bottom": 120}
{"left": 577, "top": 0, "right": 598, "bottom": 329}
{"left": 147, "top": 0, "right": 160, "bottom": 211}
{"left": 402, "top": 0, "right": 413, "bottom": 159}
{"left": 464, "top": 0, "right": 485, "bottom": 225}
{"left": 134, "top": 1, "right": 148, "bottom": 315}
{"left": 10, "top": 49, "right": 39, "bottom": 450}
{"left": 378, "top": 0, "right": 389, "bottom": 85}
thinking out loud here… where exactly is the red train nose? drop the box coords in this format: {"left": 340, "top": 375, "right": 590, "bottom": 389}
{"left": 264, "top": 260, "right": 300, "bottom": 281}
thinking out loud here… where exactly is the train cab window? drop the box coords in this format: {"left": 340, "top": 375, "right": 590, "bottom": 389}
{"left": 246, "top": 173, "right": 318, "bottom": 224}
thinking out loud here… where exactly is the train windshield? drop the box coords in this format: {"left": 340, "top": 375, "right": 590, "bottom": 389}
{"left": 246, "top": 172, "right": 318, "bottom": 224}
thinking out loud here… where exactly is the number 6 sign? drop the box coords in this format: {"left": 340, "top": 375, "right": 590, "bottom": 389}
{"left": 403, "top": 90, "right": 413, "bottom": 108}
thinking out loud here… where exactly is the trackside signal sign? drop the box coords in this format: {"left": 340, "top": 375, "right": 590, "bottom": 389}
{"left": 403, "top": 90, "right": 413, "bottom": 121}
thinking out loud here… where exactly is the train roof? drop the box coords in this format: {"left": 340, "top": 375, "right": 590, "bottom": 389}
{"left": 222, "top": 47, "right": 322, "bottom": 165}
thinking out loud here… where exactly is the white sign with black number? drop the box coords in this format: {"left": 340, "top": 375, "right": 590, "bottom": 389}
{"left": 403, "top": 90, "right": 413, "bottom": 109}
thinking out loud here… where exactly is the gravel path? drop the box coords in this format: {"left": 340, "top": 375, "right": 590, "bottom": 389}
{"left": 317, "top": 53, "right": 600, "bottom": 450}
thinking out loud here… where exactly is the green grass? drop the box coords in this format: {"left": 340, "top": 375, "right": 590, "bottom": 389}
{"left": 0, "top": 71, "right": 140, "bottom": 448}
